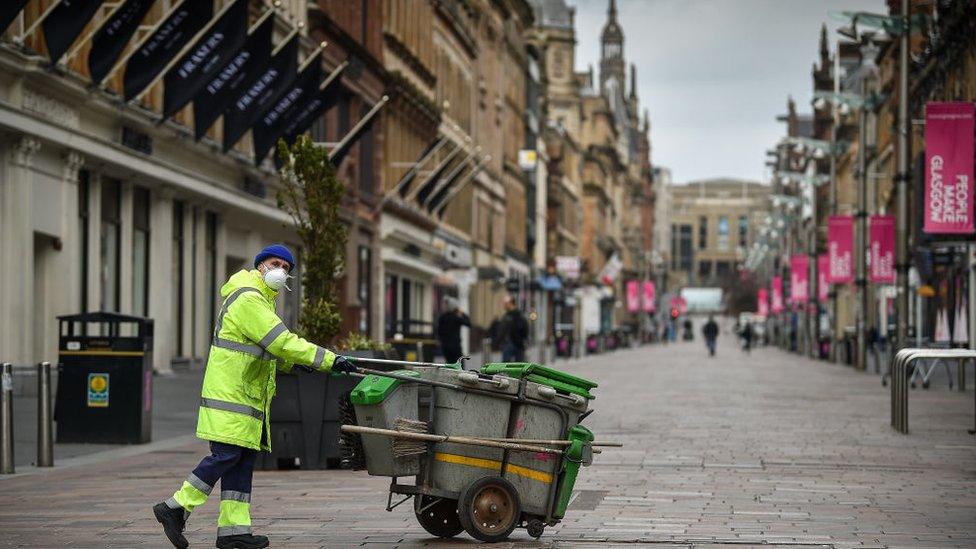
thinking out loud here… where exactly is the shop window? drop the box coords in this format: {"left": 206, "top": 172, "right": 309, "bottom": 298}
{"left": 357, "top": 245, "right": 372, "bottom": 334}
{"left": 205, "top": 212, "right": 218, "bottom": 332}
{"left": 78, "top": 170, "right": 90, "bottom": 313}
{"left": 698, "top": 216, "right": 707, "bottom": 249}
{"left": 172, "top": 201, "right": 185, "bottom": 355}
{"left": 132, "top": 186, "right": 150, "bottom": 317}
{"left": 100, "top": 179, "right": 121, "bottom": 313}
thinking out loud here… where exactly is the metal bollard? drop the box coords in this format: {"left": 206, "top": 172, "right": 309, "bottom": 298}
{"left": 1, "top": 363, "right": 13, "bottom": 474}
{"left": 415, "top": 341, "right": 424, "bottom": 363}
{"left": 481, "top": 337, "right": 492, "bottom": 365}
{"left": 958, "top": 358, "right": 966, "bottom": 392}
{"left": 37, "top": 362, "right": 53, "bottom": 467}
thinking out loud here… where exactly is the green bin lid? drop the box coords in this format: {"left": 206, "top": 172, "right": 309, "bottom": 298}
{"left": 480, "top": 363, "right": 597, "bottom": 399}
{"left": 349, "top": 369, "right": 420, "bottom": 405}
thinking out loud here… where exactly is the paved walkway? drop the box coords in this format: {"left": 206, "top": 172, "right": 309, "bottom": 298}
{"left": 1, "top": 336, "right": 974, "bottom": 548}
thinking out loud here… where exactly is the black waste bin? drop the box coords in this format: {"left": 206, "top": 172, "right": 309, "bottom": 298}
{"left": 259, "top": 348, "right": 400, "bottom": 470}
{"left": 55, "top": 312, "right": 153, "bottom": 444}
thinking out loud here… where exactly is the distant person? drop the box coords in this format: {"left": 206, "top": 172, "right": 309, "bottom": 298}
{"left": 497, "top": 295, "right": 529, "bottom": 362}
{"left": 742, "top": 322, "right": 754, "bottom": 353}
{"left": 436, "top": 297, "right": 470, "bottom": 364}
{"left": 702, "top": 315, "right": 719, "bottom": 357}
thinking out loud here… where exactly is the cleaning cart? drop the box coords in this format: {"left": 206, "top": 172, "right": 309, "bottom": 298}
{"left": 339, "top": 358, "right": 610, "bottom": 542}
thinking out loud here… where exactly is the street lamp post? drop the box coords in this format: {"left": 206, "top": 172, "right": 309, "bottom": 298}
{"left": 895, "top": 0, "right": 910, "bottom": 351}
{"left": 855, "top": 59, "right": 869, "bottom": 372}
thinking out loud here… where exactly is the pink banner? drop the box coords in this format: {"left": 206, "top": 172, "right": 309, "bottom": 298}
{"left": 670, "top": 295, "right": 687, "bottom": 314}
{"left": 771, "top": 276, "right": 784, "bottom": 314}
{"left": 626, "top": 281, "right": 640, "bottom": 312}
{"left": 828, "top": 215, "right": 854, "bottom": 283}
{"left": 757, "top": 288, "right": 769, "bottom": 316}
{"left": 869, "top": 215, "right": 896, "bottom": 283}
{"left": 790, "top": 255, "right": 809, "bottom": 304}
{"left": 642, "top": 281, "right": 656, "bottom": 313}
{"left": 924, "top": 102, "right": 975, "bottom": 234}
{"left": 817, "top": 254, "right": 830, "bottom": 303}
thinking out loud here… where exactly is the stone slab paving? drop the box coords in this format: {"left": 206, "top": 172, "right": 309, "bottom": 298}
{"left": 0, "top": 335, "right": 974, "bottom": 548}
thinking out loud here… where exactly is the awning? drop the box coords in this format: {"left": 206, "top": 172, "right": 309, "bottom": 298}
{"left": 537, "top": 274, "right": 563, "bottom": 291}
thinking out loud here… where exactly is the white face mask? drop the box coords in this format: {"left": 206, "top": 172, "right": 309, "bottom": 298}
{"left": 262, "top": 266, "right": 293, "bottom": 292}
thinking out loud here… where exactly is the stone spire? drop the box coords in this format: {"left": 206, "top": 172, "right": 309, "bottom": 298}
{"left": 630, "top": 63, "right": 637, "bottom": 100}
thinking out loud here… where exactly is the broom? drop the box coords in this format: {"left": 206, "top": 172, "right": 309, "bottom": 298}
{"left": 392, "top": 417, "right": 430, "bottom": 457}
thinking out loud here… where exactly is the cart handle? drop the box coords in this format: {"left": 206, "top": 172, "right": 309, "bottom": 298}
{"left": 348, "top": 367, "right": 468, "bottom": 391}
{"left": 344, "top": 356, "right": 452, "bottom": 369}
{"left": 340, "top": 424, "right": 564, "bottom": 455}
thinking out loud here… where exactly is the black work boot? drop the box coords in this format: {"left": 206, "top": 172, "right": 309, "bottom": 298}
{"left": 153, "top": 502, "right": 189, "bottom": 549}
{"left": 215, "top": 533, "right": 270, "bottom": 549}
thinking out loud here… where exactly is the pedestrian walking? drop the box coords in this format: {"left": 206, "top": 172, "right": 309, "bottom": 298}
{"left": 702, "top": 315, "right": 719, "bottom": 357}
{"left": 497, "top": 295, "right": 529, "bottom": 362}
{"left": 153, "top": 244, "right": 356, "bottom": 549}
{"left": 436, "top": 297, "right": 470, "bottom": 364}
{"left": 742, "top": 322, "right": 754, "bottom": 353}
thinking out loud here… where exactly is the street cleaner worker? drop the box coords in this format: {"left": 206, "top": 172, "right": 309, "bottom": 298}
{"left": 153, "top": 244, "right": 356, "bottom": 549}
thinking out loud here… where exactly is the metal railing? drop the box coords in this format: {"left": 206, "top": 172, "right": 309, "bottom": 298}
{"left": 889, "top": 349, "right": 976, "bottom": 434}
{"left": 1, "top": 362, "right": 54, "bottom": 474}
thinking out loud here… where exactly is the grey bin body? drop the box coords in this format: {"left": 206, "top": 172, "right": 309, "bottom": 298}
{"left": 353, "top": 382, "right": 421, "bottom": 477}
{"left": 410, "top": 366, "right": 588, "bottom": 517}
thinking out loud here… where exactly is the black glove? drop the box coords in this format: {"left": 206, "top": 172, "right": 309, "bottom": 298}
{"left": 330, "top": 355, "right": 357, "bottom": 375}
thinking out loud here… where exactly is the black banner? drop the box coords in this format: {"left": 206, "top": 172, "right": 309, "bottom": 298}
{"left": 88, "top": 0, "right": 155, "bottom": 85}
{"left": 222, "top": 34, "right": 298, "bottom": 151}
{"left": 277, "top": 71, "right": 344, "bottom": 148}
{"left": 396, "top": 137, "right": 443, "bottom": 198}
{"left": 329, "top": 105, "right": 381, "bottom": 168}
{"left": 122, "top": 0, "right": 213, "bottom": 101}
{"left": 192, "top": 15, "right": 273, "bottom": 139}
{"left": 43, "top": 0, "right": 106, "bottom": 63}
{"left": 0, "top": 0, "right": 29, "bottom": 35}
{"left": 426, "top": 161, "right": 471, "bottom": 213}
{"left": 162, "top": 0, "right": 246, "bottom": 120}
{"left": 412, "top": 149, "right": 456, "bottom": 204}
{"left": 252, "top": 61, "right": 324, "bottom": 164}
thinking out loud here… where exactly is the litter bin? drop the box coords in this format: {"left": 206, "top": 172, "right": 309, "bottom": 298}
{"left": 258, "top": 348, "right": 401, "bottom": 470}
{"left": 55, "top": 312, "right": 153, "bottom": 444}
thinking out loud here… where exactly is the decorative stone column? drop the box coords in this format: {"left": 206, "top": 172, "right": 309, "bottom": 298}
{"left": 148, "top": 189, "right": 174, "bottom": 374}
{"left": 0, "top": 136, "right": 40, "bottom": 363}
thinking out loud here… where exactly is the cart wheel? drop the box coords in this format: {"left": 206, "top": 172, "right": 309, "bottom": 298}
{"left": 526, "top": 518, "right": 545, "bottom": 539}
{"left": 415, "top": 496, "right": 463, "bottom": 538}
{"left": 457, "top": 476, "right": 521, "bottom": 542}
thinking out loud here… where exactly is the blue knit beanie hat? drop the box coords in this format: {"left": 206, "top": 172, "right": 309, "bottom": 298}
{"left": 254, "top": 244, "right": 296, "bottom": 272}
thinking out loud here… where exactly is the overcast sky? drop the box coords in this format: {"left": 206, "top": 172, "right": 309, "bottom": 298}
{"left": 565, "top": 0, "right": 884, "bottom": 184}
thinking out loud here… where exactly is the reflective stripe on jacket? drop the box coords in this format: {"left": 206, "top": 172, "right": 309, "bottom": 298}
{"left": 196, "top": 269, "right": 336, "bottom": 451}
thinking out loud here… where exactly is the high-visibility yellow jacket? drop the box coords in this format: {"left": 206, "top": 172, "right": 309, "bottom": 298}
{"left": 196, "top": 269, "right": 336, "bottom": 451}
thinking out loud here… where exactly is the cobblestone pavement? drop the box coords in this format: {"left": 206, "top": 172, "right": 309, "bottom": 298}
{"left": 1, "top": 335, "right": 974, "bottom": 548}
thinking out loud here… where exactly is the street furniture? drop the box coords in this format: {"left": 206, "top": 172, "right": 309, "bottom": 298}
{"left": 339, "top": 357, "right": 612, "bottom": 542}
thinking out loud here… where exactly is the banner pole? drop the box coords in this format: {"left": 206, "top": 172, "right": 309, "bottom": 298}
{"left": 404, "top": 141, "right": 462, "bottom": 203}
{"left": 328, "top": 95, "right": 389, "bottom": 163}
{"left": 433, "top": 155, "right": 490, "bottom": 218}
{"left": 299, "top": 40, "right": 327, "bottom": 71}
{"left": 62, "top": 1, "right": 124, "bottom": 64}
{"left": 15, "top": 0, "right": 63, "bottom": 44}
{"left": 373, "top": 134, "right": 448, "bottom": 216}
{"left": 97, "top": 0, "right": 188, "bottom": 88}
{"left": 419, "top": 144, "right": 478, "bottom": 209}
